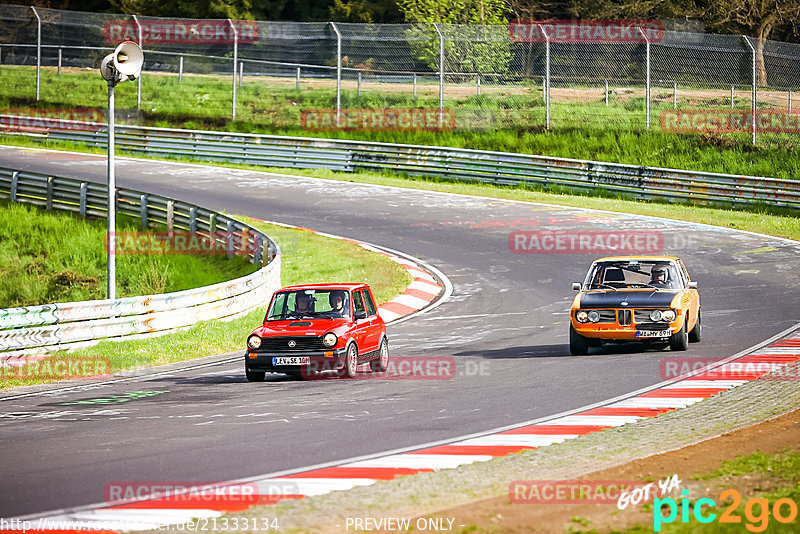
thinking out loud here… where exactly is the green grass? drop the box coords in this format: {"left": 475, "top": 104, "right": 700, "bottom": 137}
{"left": 3, "top": 65, "right": 800, "bottom": 180}
{"left": 0, "top": 198, "right": 258, "bottom": 307}
{"left": 0, "top": 218, "right": 411, "bottom": 389}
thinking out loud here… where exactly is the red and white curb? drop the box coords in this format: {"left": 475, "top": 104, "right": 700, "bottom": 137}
{"left": 249, "top": 220, "right": 448, "bottom": 324}
{"left": 12, "top": 324, "right": 800, "bottom": 532}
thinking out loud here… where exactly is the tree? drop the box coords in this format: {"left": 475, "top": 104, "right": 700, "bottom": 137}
{"left": 398, "top": 0, "right": 513, "bottom": 77}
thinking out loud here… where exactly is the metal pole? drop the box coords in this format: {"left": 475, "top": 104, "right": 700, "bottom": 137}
{"left": 57, "top": 47, "right": 61, "bottom": 76}
{"left": 639, "top": 28, "right": 650, "bottom": 130}
{"left": 296, "top": 67, "right": 300, "bottom": 90}
{"left": 228, "top": 19, "right": 238, "bottom": 120}
{"left": 743, "top": 36, "right": 757, "bottom": 145}
{"left": 731, "top": 85, "right": 734, "bottom": 108}
{"left": 132, "top": 15, "right": 142, "bottom": 110}
{"left": 358, "top": 70, "right": 361, "bottom": 95}
{"left": 413, "top": 73, "right": 417, "bottom": 98}
{"left": 673, "top": 81, "right": 677, "bottom": 109}
{"left": 434, "top": 23, "right": 444, "bottom": 127}
{"left": 31, "top": 7, "right": 41, "bottom": 101}
{"left": 789, "top": 89, "right": 792, "bottom": 113}
{"left": 330, "top": 22, "right": 342, "bottom": 126}
{"left": 537, "top": 24, "right": 550, "bottom": 130}
{"left": 179, "top": 56, "right": 183, "bottom": 82}
{"left": 107, "top": 80, "right": 116, "bottom": 300}
{"left": 477, "top": 73, "right": 480, "bottom": 95}
{"left": 605, "top": 80, "right": 609, "bottom": 106}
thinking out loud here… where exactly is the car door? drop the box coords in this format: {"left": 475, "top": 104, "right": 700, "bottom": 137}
{"left": 360, "top": 288, "right": 382, "bottom": 352}
{"left": 351, "top": 290, "right": 370, "bottom": 355}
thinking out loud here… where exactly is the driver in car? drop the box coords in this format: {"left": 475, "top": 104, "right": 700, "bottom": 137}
{"left": 290, "top": 292, "right": 315, "bottom": 317}
{"left": 650, "top": 265, "right": 670, "bottom": 287}
{"left": 328, "top": 290, "right": 348, "bottom": 317}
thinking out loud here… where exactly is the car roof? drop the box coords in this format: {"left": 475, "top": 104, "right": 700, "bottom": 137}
{"left": 593, "top": 256, "right": 681, "bottom": 263}
{"left": 279, "top": 283, "right": 368, "bottom": 291}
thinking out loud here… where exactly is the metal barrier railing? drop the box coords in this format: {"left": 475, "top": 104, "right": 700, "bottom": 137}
{"left": 3, "top": 116, "right": 798, "bottom": 211}
{"left": 0, "top": 165, "right": 281, "bottom": 359}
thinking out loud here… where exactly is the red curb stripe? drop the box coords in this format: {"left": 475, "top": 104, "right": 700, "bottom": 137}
{"left": 738, "top": 354, "right": 800, "bottom": 362}
{"left": 413, "top": 277, "right": 441, "bottom": 287}
{"left": 770, "top": 339, "right": 800, "bottom": 347}
{"left": 639, "top": 388, "right": 726, "bottom": 398}
{"left": 402, "top": 288, "right": 437, "bottom": 301}
{"left": 411, "top": 444, "right": 535, "bottom": 456}
{"left": 690, "top": 371, "right": 768, "bottom": 380}
{"left": 283, "top": 466, "right": 433, "bottom": 480}
{"left": 581, "top": 407, "right": 676, "bottom": 417}
{"left": 379, "top": 301, "right": 419, "bottom": 315}
{"left": 502, "top": 425, "right": 611, "bottom": 435}
{"left": 111, "top": 496, "right": 256, "bottom": 512}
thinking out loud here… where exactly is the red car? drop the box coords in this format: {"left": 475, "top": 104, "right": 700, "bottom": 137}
{"left": 244, "top": 283, "right": 388, "bottom": 381}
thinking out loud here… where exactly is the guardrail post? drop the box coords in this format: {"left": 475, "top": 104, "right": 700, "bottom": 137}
{"left": 166, "top": 200, "right": 174, "bottom": 237}
{"left": 673, "top": 82, "right": 677, "bottom": 109}
{"left": 226, "top": 220, "right": 235, "bottom": 258}
{"left": 46, "top": 176, "right": 53, "bottom": 210}
{"left": 605, "top": 80, "right": 609, "bottom": 106}
{"left": 330, "top": 22, "right": 342, "bottom": 127}
{"left": 296, "top": 67, "right": 300, "bottom": 91}
{"left": 742, "top": 36, "right": 757, "bottom": 145}
{"left": 132, "top": 15, "right": 142, "bottom": 110}
{"left": 139, "top": 194, "right": 148, "bottom": 228}
{"left": 209, "top": 212, "right": 217, "bottom": 232}
{"left": 31, "top": 6, "right": 41, "bottom": 101}
{"left": 57, "top": 47, "right": 61, "bottom": 76}
{"left": 433, "top": 23, "right": 445, "bottom": 127}
{"left": 178, "top": 56, "right": 183, "bottom": 82}
{"left": 227, "top": 19, "right": 238, "bottom": 121}
{"left": 189, "top": 206, "right": 197, "bottom": 233}
{"left": 10, "top": 171, "right": 19, "bottom": 202}
{"left": 79, "top": 182, "right": 88, "bottom": 216}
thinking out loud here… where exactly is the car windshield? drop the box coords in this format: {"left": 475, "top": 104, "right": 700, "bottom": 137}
{"left": 266, "top": 289, "right": 351, "bottom": 321}
{"left": 584, "top": 261, "right": 680, "bottom": 290}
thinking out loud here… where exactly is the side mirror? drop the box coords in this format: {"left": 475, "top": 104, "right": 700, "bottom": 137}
{"left": 354, "top": 310, "right": 367, "bottom": 320}
{"left": 688, "top": 281, "right": 698, "bottom": 289}
{"left": 572, "top": 283, "right": 582, "bottom": 291}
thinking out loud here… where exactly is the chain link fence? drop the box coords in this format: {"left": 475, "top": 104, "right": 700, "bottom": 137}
{"left": 2, "top": 6, "right": 800, "bottom": 144}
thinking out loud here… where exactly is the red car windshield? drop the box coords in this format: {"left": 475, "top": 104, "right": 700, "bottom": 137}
{"left": 267, "top": 289, "right": 351, "bottom": 321}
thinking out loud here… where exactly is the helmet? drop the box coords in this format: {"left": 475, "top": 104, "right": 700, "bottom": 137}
{"left": 651, "top": 265, "right": 668, "bottom": 281}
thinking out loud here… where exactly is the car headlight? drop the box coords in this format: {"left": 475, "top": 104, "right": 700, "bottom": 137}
{"left": 323, "top": 332, "right": 338, "bottom": 347}
{"left": 247, "top": 335, "right": 261, "bottom": 349}
{"left": 661, "top": 310, "right": 676, "bottom": 322}
{"left": 587, "top": 310, "right": 601, "bottom": 323}
{"left": 649, "top": 310, "right": 663, "bottom": 322}
{"left": 576, "top": 310, "right": 589, "bottom": 323}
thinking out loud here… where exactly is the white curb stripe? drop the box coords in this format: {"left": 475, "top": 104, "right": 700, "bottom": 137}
{"left": 457, "top": 435, "right": 579, "bottom": 447}
{"left": 610, "top": 397, "right": 706, "bottom": 409}
{"left": 344, "top": 454, "right": 492, "bottom": 469}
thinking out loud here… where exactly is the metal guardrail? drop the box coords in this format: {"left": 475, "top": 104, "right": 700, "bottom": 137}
{"left": 2, "top": 115, "right": 799, "bottom": 210}
{"left": 0, "top": 165, "right": 281, "bottom": 359}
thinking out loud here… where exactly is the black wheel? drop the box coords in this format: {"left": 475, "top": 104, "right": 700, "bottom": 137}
{"left": 245, "top": 369, "right": 266, "bottom": 382}
{"left": 340, "top": 343, "right": 359, "bottom": 378}
{"left": 688, "top": 310, "right": 702, "bottom": 343}
{"left": 569, "top": 325, "right": 589, "bottom": 355}
{"left": 370, "top": 339, "right": 389, "bottom": 372}
{"left": 669, "top": 318, "right": 689, "bottom": 351}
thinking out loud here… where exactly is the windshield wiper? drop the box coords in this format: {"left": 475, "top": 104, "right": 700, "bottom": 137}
{"left": 591, "top": 283, "right": 618, "bottom": 291}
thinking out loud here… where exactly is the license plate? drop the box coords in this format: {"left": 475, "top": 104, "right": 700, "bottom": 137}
{"left": 636, "top": 330, "right": 671, "bottom": 338}
{"left": 272, "top": 357, "right": 310, "bottom": 365}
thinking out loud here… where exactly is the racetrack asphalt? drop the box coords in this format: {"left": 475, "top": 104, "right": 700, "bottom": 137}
{"left": 1, "top": 146, "right": 798, "bottom": 518}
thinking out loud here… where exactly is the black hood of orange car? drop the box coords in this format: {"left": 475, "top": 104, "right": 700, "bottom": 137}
{"left": 579, "top": 290, "right": 677, "bottom": 309}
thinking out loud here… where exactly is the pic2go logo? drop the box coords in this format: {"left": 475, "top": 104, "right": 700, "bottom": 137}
{"left": 654, "top": 489, "right": 799, "bottom": 532}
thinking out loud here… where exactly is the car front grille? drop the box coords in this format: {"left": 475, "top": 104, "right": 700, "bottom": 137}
{"left": 636, "top": 322, "right": 671, "bottom": 331}
{"left": 618, "top": 309, "right": 632, "bottom": 326}
{"left": 259, "top": 336, "right": 325, "bottom": 352}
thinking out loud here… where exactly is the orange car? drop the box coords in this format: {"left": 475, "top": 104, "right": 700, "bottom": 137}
{"left": 569, "top": 256, "right": 701, "bottom": 355}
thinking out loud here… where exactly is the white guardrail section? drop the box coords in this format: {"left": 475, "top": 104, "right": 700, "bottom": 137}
{"left": 2, "top": 115, "right": 799, "bottom": 210}
{"left": 0, "top": 165, "right": 281, "bottom": 360}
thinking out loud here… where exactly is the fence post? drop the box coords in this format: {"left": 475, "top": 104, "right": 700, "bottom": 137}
{"left": 330, "top": 22, "right": 342, "bottom": 127}
{"left": 31, "top": 6, "right": 41, "bottom": 101}
{"left": 477, "top": 72, "right": 480, "bottom": 95}
{"left": 10, "top": 171, "right": 19, "bottom": 202}
{"left": 638, "top": 28, "right": 651, "bottom": 130}
{"left": 226, "top": 220, "right": 235, "bottom": 258}
{"left": 605, "top": 79, "right": 609, "bottom": 106}
{"left": 79, "top": 182, "right": 88, "bottom": 216}
{"left": 413, "top": 73, "right": 417, "bottom": 98}
{"left": 433, "top": 23, "right": 444, "bottom": 127}
{"left": 0, "top": 45, "right": 3, "bottom": 68}
{"left": 139, "top": 194, "right": 148, "bottom": 228}
{"left": 179, "top": 56, "right": 183, "bottom": 82}
{"left": 731, "top": 85, "right": 734, "bottom": 108}
{"left": 132, "top": 15, "right": 142, "bottom": 110}
{"left": 742, "top": 36, "right": 757, "bottom": 146}
{"left": 789, "top": 89, "right": 792, "bottom": 113}
{"left": 673, "top": 81, "right": 677, "bottom": 109}
{"left": 357, "top": 70, "right": 362, "bottom": 95}
{"left": 227, "top": 19, "right": 238, "bottom": 121}
{"left": 239, "top": 61, "right": 244, "bottom": 87}
{"left": 296, "top": 66, "right": 300, "bottom": 90}
{"left": 537, "top": 23, "right": 550, "bottom": 130}
{"left": 57, "top": 47, "right": 61, "bottom": 76}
